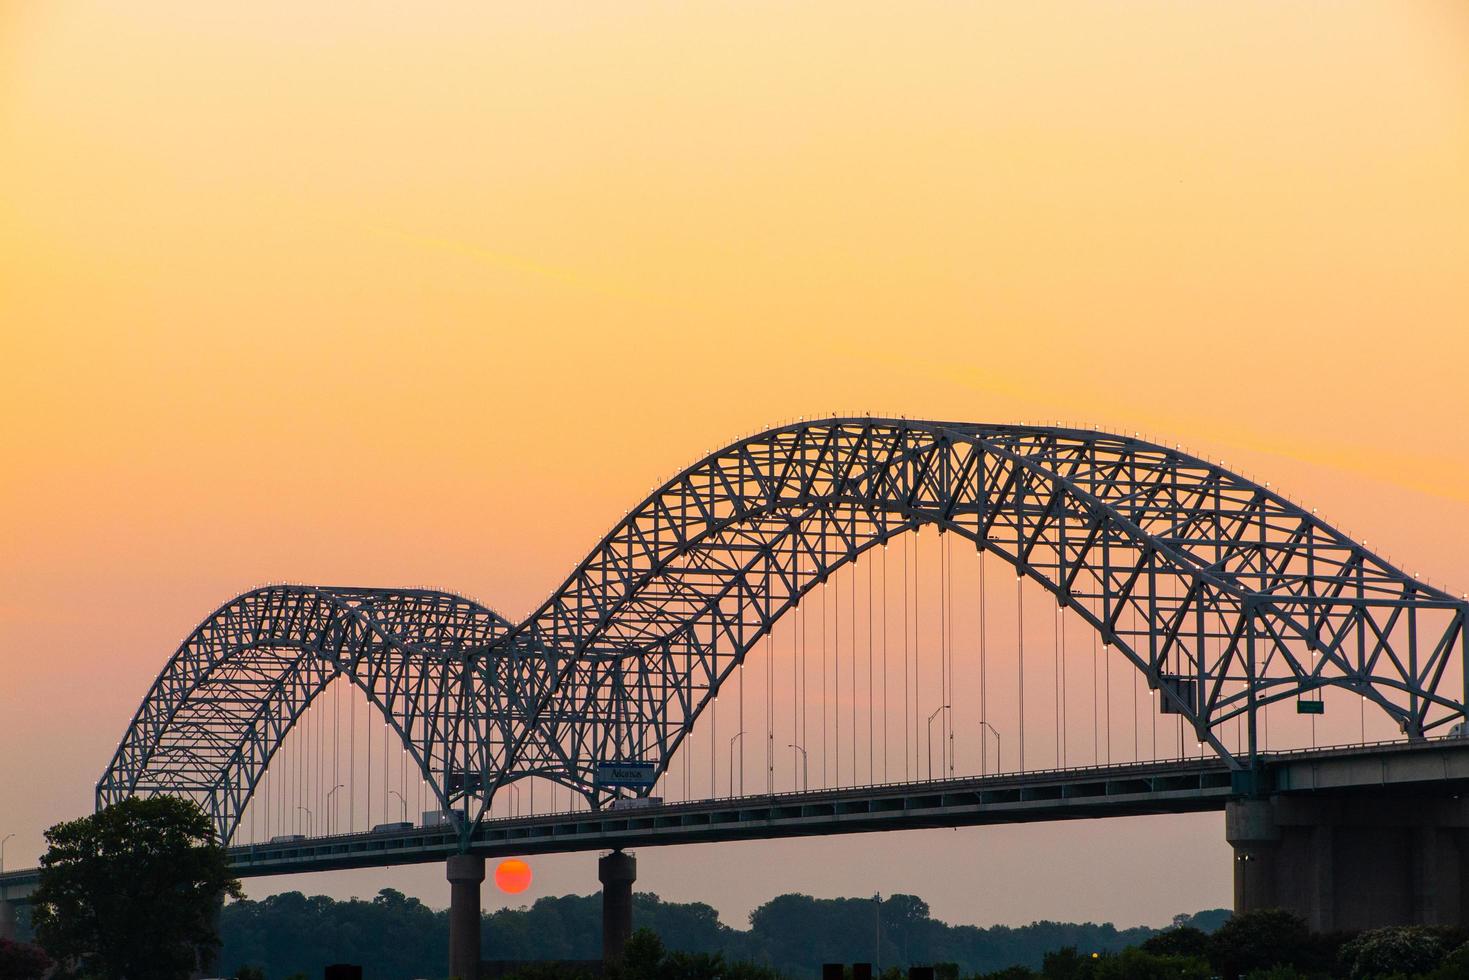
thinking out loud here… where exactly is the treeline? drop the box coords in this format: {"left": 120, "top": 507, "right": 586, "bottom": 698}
{"left": 966, "top": 911, "right": 1469, "bottom": 980}
{"left": 216, "top": 889, "right": 1228, "bottom": 980}
{"left": 493, "top": 913, "right": 1469, "bottom": 980}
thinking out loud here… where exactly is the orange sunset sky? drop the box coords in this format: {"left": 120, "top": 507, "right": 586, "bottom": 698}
{"left": 2, "top": 2, "right": 1467, "bottom": 927}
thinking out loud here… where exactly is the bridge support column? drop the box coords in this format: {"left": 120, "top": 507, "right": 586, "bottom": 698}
{"left": 1227, "top": 796, "right": 1469, "bottom": 931}
{"left": 447, "top": 854, "right": 485, "bottom": 980}
{"left": 599, "top": 849, "right": 636, "bottom": 962}
{"left": 0, "top": 899, "right": 15, "bottom": 942}
{"left": 1227, "top": 799, "right": 1281, "bottom": 917}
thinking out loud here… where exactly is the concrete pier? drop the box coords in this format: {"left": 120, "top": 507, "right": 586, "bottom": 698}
{"left": 1228, "top": 795, "right": 1469, "bottom": 931}
{"left": 598, "top": 849, "right": 636, "bottom": 962}
{"left": 447, "top": 854, "right": 485, "bottom": 980}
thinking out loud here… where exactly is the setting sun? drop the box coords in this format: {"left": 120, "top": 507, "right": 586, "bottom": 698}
{"left": 495, "top": 859, "right": 533, "bottom": 896}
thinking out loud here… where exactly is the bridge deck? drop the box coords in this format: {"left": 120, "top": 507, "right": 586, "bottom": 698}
{"left": 230, "top": 754, "right": 1238, "bottom": 876}
{"left": 6, "top": 738, "right": 1469, "bottom": 898}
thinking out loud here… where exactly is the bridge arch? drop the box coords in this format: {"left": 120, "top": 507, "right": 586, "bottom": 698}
{"left": 98, "top": 586, "right": 515, "bottom": 842}
{"left": 500, "top": 420, "right": 1467, "bottom": 815}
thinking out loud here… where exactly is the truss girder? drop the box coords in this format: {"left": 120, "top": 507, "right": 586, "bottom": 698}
{"left": 99, "top": 420, "right": 1469, "bottom": 843}
{"left": 97, "top": 586, "right": 516, "bottom": 842}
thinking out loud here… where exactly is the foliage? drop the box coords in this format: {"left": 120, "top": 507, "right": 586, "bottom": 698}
{"left": 1209, "top": 909, "right": 1313, "bottom": 980}
{"left": 1241, "top": 968, "right": 1313, "bottom": 980}
{"left": 973, "top": 968, "right": 1038, "bottom": 980}
{"left": 1140, "top": 925, "right": 1211, "bottom": 960}
{"left": 1175, "top": 909, "right": 1232, "bottom": 933}
{"left": 495, "top": 964, "right": 598, "bottom": 980}
{"left": 224, "top": 888, "right": 444, "bottom": 979}
{"left": 598, "top": 928, "right": 786, "bottom": 980}
{"left": 1339, "top": 927, "right": 1446, "bottom": 980}
{"left": 1425, "top": 940, "right": 1469, "bottom": 980}
{"left": 30, "top": 796, "right": 242, "bottom": 980}
{"left": 968, "top": 946, "right": 1211, "bottom": 979}
{"left": 219, "top": 889, "right": 1212, "bottom": 979}
{"left": 1089, "top": 948, "right": 1210, "bottom": 979}
{"left": 740, "top": 892, "right": 1172, "bottom": 977}
{"left": 0, "top": 939, "right": 53, "bottom": 980}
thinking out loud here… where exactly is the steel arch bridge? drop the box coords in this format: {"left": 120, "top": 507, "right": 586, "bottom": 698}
{"left": 98, "top": 419, "right": 1469, "bottom": 844}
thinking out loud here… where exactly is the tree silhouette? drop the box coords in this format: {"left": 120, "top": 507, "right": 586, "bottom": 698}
{"left": 31, "top": 796, "right": 241, "bottom": 980}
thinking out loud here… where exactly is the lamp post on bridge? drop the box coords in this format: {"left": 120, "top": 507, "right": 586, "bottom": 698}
{"left": 787, "top": 743, "right": 809, "bottom": 791}
{"left": 388, "top": 790, "right": 408, "bottom": 823}
{"left": 296, "top": 806, "right": 312, "bottom": 837}
{"left": 927, "top": 707, "right": 950, "bottom": 781}
{"left": 325, "top": 784, "right": 344, "bottom": 835}
{"left": 0, "top": 837, "right": 13, "bottom": 946}
{"left": 980, "top": 720, "right": 1003, "bottom": 775}
{"left": 729, "top": 731, "right": 746, "bottom": 797}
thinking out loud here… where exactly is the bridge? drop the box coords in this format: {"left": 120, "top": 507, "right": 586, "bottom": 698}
{"left": 4, "top": 419, "right": 1467, "bottom": 975}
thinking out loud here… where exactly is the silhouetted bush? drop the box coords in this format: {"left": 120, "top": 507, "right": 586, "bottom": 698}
{"left": 1339, "top": 927, "right": 1446, "bottom": 980}
{"left": 1424, "top": 940, "right": 1469, "bottom": 980}
{"left": 0, "top": 939, "right": 53, "bottom": 980}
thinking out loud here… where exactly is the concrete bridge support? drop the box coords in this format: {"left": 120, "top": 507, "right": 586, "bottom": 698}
{"left": 599, "top": 849, "right": 636, "bottom": 962}
{"left": 0, "top": 899, "right": 15, "bottom": 942}
{"left": 1228, "top": 796, "right": 1469, "bottom": 931}
{"left": 447, "top": 854, "right": 485, "bottom": 980}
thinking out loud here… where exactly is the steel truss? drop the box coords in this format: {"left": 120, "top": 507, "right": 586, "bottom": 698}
{"left": 98, "top": 420, "right": 1469, "bottom": 843}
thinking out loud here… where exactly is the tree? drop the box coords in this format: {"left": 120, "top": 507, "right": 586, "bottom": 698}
{"left": 31, "top": 796, "right": 242, "bottom": 980}
{"left": 1089, "top": 948, "right": 1211, "bottom": 980}
{"left": 1208, "top": 910, "right": 1311, "bottom": 980}
{"left": 613, "top": 928, "right": 666, "bottom": 979}
{"left": 0, "top": 940, "right": 52, "bottom": 980}
{"left": 1040, "top": 946, "right": 1088, "bottom": 980}
{"left": 974, "top": 969, "right": 1036, "bottom": 980}
{"left": 602, "top": 927, "right": 786, "bottom": 980}
{"left": 1140, "top": 926, "right": 1210, "bottom": 960}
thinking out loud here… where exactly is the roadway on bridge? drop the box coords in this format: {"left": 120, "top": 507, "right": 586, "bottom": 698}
{"left": 223, "top": 738, "right": 1469, "bottom": 877}
{"left": 11, "top": 737, "right": 1467, "bottom": 900}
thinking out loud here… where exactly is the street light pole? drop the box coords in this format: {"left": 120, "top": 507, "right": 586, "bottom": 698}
{"left": 388, "top": 790, "right": 407, "bottom": 823}
{"left": 787, "top": 743, "right": 809, "bottom": 791}
{"left": 325, "top": 784, "right": 345, "bottom": 834}
{"left": 295, "top": 806, "right": 313, "bottom": 837}
{"left": 0, "top": 833, "right": 13, "bottom": 874}
{"left": 728, "top": 731, "right": 746, "bottom": 797}
{"left": 927, "top": 706, "right": 948, "bottom": 781}
{"left": 979, "top": 720, "right": 1003, "bottom": 775}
